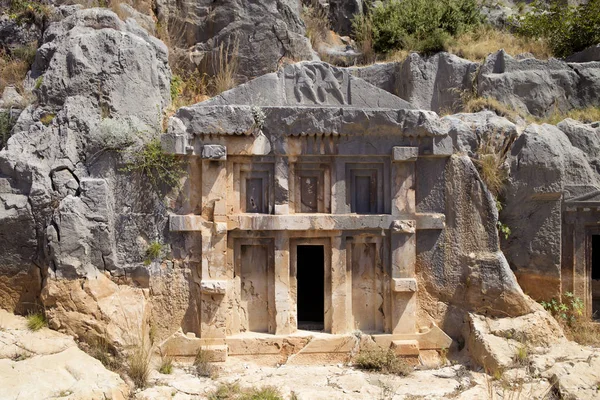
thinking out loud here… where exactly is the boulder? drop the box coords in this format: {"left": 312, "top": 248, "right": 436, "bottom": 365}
{"left": 566, "top": 44, "right": 600, "bottom": 63}
{"left": 41, "top": 273, "right": 150, "bottom": 349}
{"left": 154, "top": 0, "right": 315, "bottom": 79}
{"left": 0, "top": 309, "right": 129, "bottom": 399}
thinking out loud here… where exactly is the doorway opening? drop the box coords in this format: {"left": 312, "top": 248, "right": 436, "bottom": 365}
{"left": 297, "top": 245, "right": 325, "bottom": 331}
{"left": 592, "top": 235, "right": 600, "bottom": 318}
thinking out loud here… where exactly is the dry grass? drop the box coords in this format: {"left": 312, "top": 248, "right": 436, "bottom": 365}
{"left": 127, "top": 341, "right": 151, "bottom": 388}
{"left": 194, "top": 347, "right": 219, "bottom": 378}
{"left": 352, "top": 13, "right": 376, "bottom": 65}
{"left": 462, "top": 96, "right": 522, "bottom": 122}
{"left": 207, "top": 383, "right": 284, "bottom": 400}
{"left": 539, "top": 106, "right": 600, "bottom": 125}
{"left": 0, "top": 44, "right": 36, "bottom": 94}
{"left": 353, "top": 348, "right": 411, "bottom": 376}
{"left": 87, "top": 335, "right": 121, "bottom": 371}
{"left": 210, "top": 39, "right": 239, "bottom": 96}
{"left": 302, "top": 2, "right": 330, "bottom": 50}
{"left": 563, "top": 319, "right": 600, "bottom": 346}
{"left": 448, "top": 25, "right": 551, "bottom": 62}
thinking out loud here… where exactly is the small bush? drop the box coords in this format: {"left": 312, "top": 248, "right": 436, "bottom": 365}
{"left": 144, "top": 241, "right": 163, "bottom": 266}
{"left": 353, "top": 0, "right": 482, "bottom": 55}
{"left": 354, "top": 348, "right": 411, "bottom": 376}
{"left": 8, "top": 0, "right": 52, "bottom": 24}
{"left": 0, "top": 43, "right": 37, "bottom": 94}
{"left": 207, "top": 383, "right": 284, "bottom": 400}
{"left": 0, "top": 111, "right": 15, "bottom": 149}
{"left": 513, "top": 345, "right": 528, "bottom": 367}
{"left": 26, "top": 312, "right": 47, "bottom": 331}
{"left": 513, "top": 0, "right": 600, "bottom": 58}
{"left": 158, "top": 352, "right": 174, "bottom": 374}
{"left": 194, "top": 347, "right": 218, "bottom": 379}
{"left": 541, "top": 292, "right": 600, "bottom": 346}
{"left": 40, "top": 113, "right": 56, "bottom": 126}
{"left": 122, "top": 138, "right": 184, "bottom": 190}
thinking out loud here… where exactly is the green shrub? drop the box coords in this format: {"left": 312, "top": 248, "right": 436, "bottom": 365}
{"left": 26, "top": 312, "right": 47, "bottom": 331}
{"left": 158, "top": 353, "right": 174, "bottom": 374}
{"left": 540, "top": 291, "right": 584, "bottom": 326}
{"left": 170, "top": 74, "right": 183, "bottom": 102}
{"left": 0, "top": 111, "right": 15, "bottom": 149}
{"left": 144, "top": 241, "right": 163, "bottom": 266}
{"left": 122, "top": 138, "right": 184, "bottom": 190}
{"left": 354, "top": 348, "right": 411, "bottom": 376}
{"left": 513, "top": 0, "right": 600, "bottom": 58}
{"left": 353, "top": 0, "right": 482, "bottom": 54}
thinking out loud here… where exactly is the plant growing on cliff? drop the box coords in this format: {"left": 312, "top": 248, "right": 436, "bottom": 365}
{"left": 302, "top": 2, "right": 330, "bottom": 49}
{"left": 122, "top": 138, "right": 184, "bottom": 190}
{"left": 26, "top": 312, "right": 47, "bottom": 331}
{"left": 512, "top": 0, "right": 600, "bottom": 58}
{"left": 352, "top": 0, "right": 482, "bottom": 55}
{"left": 194, "top": 347, "right": 219, "bottom": 378}
{"left": 211, "top": 38, "right": 239, "bottom": 96}
{"left": 144, "top": 241, "right": 163, "bottom": 265}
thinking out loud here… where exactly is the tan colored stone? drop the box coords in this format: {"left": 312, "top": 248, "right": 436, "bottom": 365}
{"left": 390, "top": 339, "right": 420, "bottom": 356}
{"left": 41, "top": 274, "right": 150, "bottom": 349}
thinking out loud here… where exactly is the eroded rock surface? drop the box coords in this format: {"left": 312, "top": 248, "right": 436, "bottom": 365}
{"left": 0, "top": 309, "right": 129, "bottom": 400}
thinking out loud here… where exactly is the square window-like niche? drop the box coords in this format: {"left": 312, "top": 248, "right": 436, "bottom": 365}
{"left": 291, "top": 163, "right": 331, "bottom": 213}
{"left": 346, "top": 163, "right": 384, "bottom": 214}
{"left": 237, "top": 163, "right": 274, "bottom": 214}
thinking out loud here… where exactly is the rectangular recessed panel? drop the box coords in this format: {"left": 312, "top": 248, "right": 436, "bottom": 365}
{"left": 354, "top": 176, "right": 372, "bottom": 213}
{"left": 300, "top": 176, "right": 319, "bottom": 213}
{"left": 245, "top": 178, "right": 263, "bottom": 213}
{"left": 351, "top": 242, "right": 380, "bottom": 332}
{"left": 240, "top": 245, "right": 269, "bottom": 332}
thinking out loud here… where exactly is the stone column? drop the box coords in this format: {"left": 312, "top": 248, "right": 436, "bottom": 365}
{"left": 330, "top": 235, "right": 349, "bottom": 334}
{"left": 390, "top": 147, "right": 418, "bottom": 335}
{"left": 200, "top": 145, "right": 229, "bottom": 338}
{"left": 274, "top": 232, "right": 292, "bottom": 334}
{"left": 331, "top": 158, "right": 347, "bottom": 214}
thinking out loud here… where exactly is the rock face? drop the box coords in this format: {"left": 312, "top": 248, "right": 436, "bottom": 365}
{"left": 328, "top": 0, "right": 362, "bottom": 36}
{"left": 351, "top": 52, "right": 479, "bottom": 114}
{"left": 0, "top": 7, "right": 171, "bottom": 341}
{"left": 501, "top": 120, "right": 600, "bottom": 302}
{"left": 0, "top": 309, "right": 129, "bottom": 399}
{"left": 478, "top": 50, "right": 600, "bottom": 117}
{"left": 155, "top": 0, "right": 315, "bottom": 79}
{"left": 352, "top": 49, "right": 600, "bottom": 118}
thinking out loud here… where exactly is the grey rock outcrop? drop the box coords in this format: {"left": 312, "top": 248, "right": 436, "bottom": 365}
{"left": 501, "top": 120, "right": 600, "bottom": 299}
{"left": 0, "top": 8, "right": 171, "bottom": 312}
{"left": 351, "top": 53, "right": 480, "bottom": 113}
{"left": 328, "top": 0, "right": 362, "bottom": 36}
{"left": 155, "top": 0, "right": 315, "bottom": 79}
{"left": 478, "top": 50, "right": 600, "bottom": 117}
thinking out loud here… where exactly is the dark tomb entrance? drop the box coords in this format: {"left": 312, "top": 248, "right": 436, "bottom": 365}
{"left": 592, "top": 236, "right": 600, "bottom": 318}
{"left": 297, "top": 245, "right": 325, "bottom": 330}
